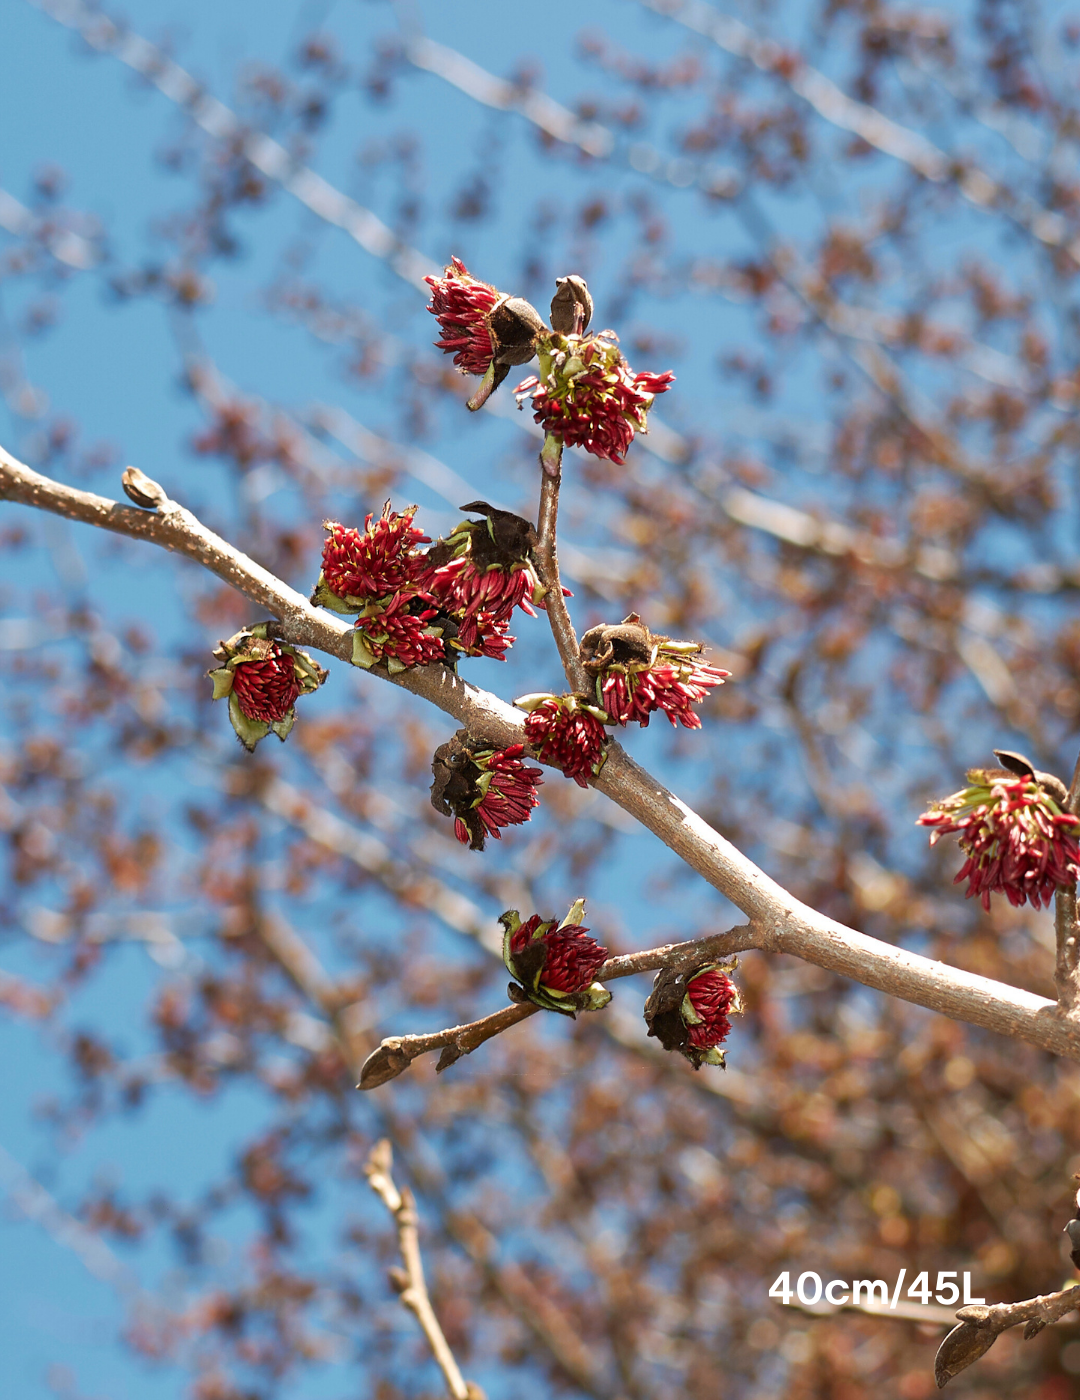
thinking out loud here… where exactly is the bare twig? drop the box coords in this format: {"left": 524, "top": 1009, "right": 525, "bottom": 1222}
{"left": 365, "top": 1140, "right": 485, "bottom": 1400}
{"left": 358, "top": 925, "right": 758, "bottom": 1088}
{"left": 957, "top": 1285, "right": 1080, "bottom": 1334}
{"left": 250, "top": 913, "right": 615, "bottom": 1395}
{"left": 935, "top": 1284, "right": 1080, "bottom": 1387}
{"left": 5, "top": 446, "right": 1080, "bottom": 1059}
{"left": 1054, "top": 885, "right": 1080, "bottom": 1013}
{"left": 533, "top": 437, "right": 589, "bottom": 693}
{"left": 359, "top": 1003, "right": 539, "bottom": 1089}
{"left": 1053, "top": 754, "right": 1080, "bottom": 1012}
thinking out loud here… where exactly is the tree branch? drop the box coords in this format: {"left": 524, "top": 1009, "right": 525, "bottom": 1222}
{"left": 359, "top": 1003, "right": 539, "bottom": 1090}
{"left": 358, "top": 925, "right": 758, "bottom": 1088}
{"left": 5, "top": 446, "right": 1080, "bottom": 1060}
{"left": 1054, "top": 885, "right": 1080, "bottom": 1013}
{"left": 251, "top": 911, "right": 613, "bottom": 1396}
{"left": 365, "top": 1140, "right": 485, "bottom": 1400}
{"left": 935, "top": 1284, "right": 1080, "bottom": 1387}
{"left": 533, "top": 436, "right": 589, "bottom": 693}
{"left": 957, "top": 1285, "right": 1080, "bottom": 1335}
{"left": 1056, "top": 754, "right": 1080, "bottom": 1011}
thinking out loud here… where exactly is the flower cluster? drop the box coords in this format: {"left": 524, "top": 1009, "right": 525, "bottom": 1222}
{"left": 208, "top": 624, "right": 327, "bottom": 751}
{"left": 317, "top": 508, "right": 431, "bottom": 608}
{"left": 312, "top": 501, "right": 531, "bottom": 671}
{"left": 644, "top": 960, "right": 742, "bottom": 1069}
{"left": 313, "top": 504, "right": 444, "bottom": 670}
{"left": 501, "top": 899, "right": 611, "bottom": 1015}
{"left": 425, "top": 258, "right": 545, "bottom": 408}
{"left": 425, "top": 257, "right": 502, "bottom": 376}
{"left": 351, "top": 593, "right": 446, "bottom": 673}
{"left": 580, "top": 615, "right": 729, "bottom": 730}
{"left": 918, "top": 763, "right": 1080, "bottom": 911}
{"left": 516, "top": 692, "right": 610, "bottom": 788}
{"left": 431, "top": 731, "right": 543, "bottom": 851}
{"left": 516, "top": 330, "right": 674, "bottom": 465}
{"left": 428, "top": 501, "right": 546, "bottom": 653}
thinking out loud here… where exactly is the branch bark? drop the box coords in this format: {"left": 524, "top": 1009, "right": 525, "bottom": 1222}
{"left": 5, "top": 445, "right": 1080, "bottom": 1060}
{"left": 1056, "top": 754, "right": 1080, "bottom": 1011}
{"left": 252, "top": 910, "right": 618, "bottom": 1397}
{"left": 358, "top": 925, "right": 758, "bottom": 1087}
{"left": 533, "top": 436, "right": 589, "bottom": 693}
{"left": 935, "top": 1284, "right": 1080, "bottom": 1387}
{"left": 365, "top": 1140, "right": 484, "bottom": 1400}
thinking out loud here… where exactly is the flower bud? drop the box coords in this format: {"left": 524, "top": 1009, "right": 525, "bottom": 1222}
{"left": 431, "top": 730, "right": 543, "bottom": 851}
{"left": 579, "top": 614, "right": 729, "bottom": 730}
{"left": 500, "top": 900, "right": 611, "bottom": 1015}
{"left": 428, "top": 502, "right": 546, "bottom": 644}
{"left": 1064, "top": 1217, "right": 1080, "bottom": 1272}
{"left": 515, "top": 692, "right": 610, "bottom": 787}
{"left": 208, "top": 624, "right": 327, "bottom": 751}
{"left": 515, "top": 330, "right": 674, "bottom": 465}
{"left": 918, "top": 757, "right": 1080, "bottom": 910}
{"left": 549, "top": 275, "right": 593, "bottom": 335}
{"left": 644, "top": 960, "right": 742, "bottom": 1069}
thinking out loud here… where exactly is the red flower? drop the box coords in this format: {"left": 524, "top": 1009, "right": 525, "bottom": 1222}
{"left": 516, "top": 331, "right": 674, "bottom": 465}
{"left": 601, "top": 657, "right": 729, "bottom": 730}
{"left": 424, "top": 260, "right": 546, "bottom": 407}
{"left": 516, "top": 693, "right": 610, "bottom": 788}
{"left": 318, "top": 506, "right": 430, "bottom": 609}
{"left": 644, "top": 960, "right": 742, "bottom": 1069}
{"left": 919, "top": 768, "right": 1080, "bottom": 910}
{"left": 351, "top": 592, "right": 445, "bottom": 672}
{"left": 684, "top": 969, "right": 739, "bottom": 1052}
{"left": 431, "top": 553, "right": 543, "bottom": 632}
{"left": 500, "top": 900, "right": 611, "bottom": 1014}
{"left": 230, "top": 648, "right": 302, "bottom": 723}
{"left": 431, "top": 735, "right": 542, "bottom": 851}
{"left": 426, "top": 504, "right": 546, "bottom": 660}
{"left": 208, "top": 625, "right": 327, "bottom": 752}
{"left": 581, "top": 615, "right": 728, "bottom": 729}
{"left": 438, "top": 606, "right": 515, "bottom": 662}
{"left": 425, "top": 257, "right": 501, "bottom": 376}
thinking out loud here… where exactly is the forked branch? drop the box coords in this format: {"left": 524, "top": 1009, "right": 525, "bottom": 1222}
{"left": 365, "top": 1140, "right": 486, "bottom": 1400}
{"left": 359, "top": 926, "right": 757, "bottom": 1088}
{"left": 4, "top": 444, "right": 1080, "bottom": 1060}
{"left": 533, "top": 435, "right": 589, "bottom": 693}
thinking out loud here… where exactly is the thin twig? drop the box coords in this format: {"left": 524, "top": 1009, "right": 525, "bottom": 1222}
{"left": 359, "top": 925, "right": 759, "bottom": 1087}
{"left": 359, "top": 1003, "right": 539, "bottom": 1089}
{"left": 1053, "top": 752, "right": 1080, "bottom": 1012}
{"left": 1054, "top": 885, "right": 1080, "bottom": 1013}
{"left": 935, "top": 1282, "right": 1080, "bottom": 1386}
{"left": 365, "top": 1140, "right": 484, "bottom": 1400}
{"left": 533, "top": 437, "right": 590, "bottom": 693}
{"left": 5, "top": 448, "right": 1080, "bottom": 1060}
{"left": 251, "top": 912, "right": 613, "bottom": 1396}
{"left": 957, "top": 1284, "right": 1080, "bottom": 1334}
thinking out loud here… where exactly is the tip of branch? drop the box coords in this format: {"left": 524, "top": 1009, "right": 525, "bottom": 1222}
{"left": 357, "top": 1039, "right": 412, "bottom": 1090}
{"left": 364, "top": 1138, "right": 393, "bottom": 1179}
{"left": 934, "top": 1320, "right": 998, "bottom": 1388}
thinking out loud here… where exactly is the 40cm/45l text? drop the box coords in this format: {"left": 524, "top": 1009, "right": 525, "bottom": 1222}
{"left": 770, "top": 1270, "right": 985, "bottom": 1309}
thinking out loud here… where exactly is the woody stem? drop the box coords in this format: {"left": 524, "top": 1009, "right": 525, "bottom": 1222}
{"left": 535, "top": 435, "right": 589, "bottom": 693}
{"left": 358, "top": 925, "right": 757, "bottom": 1088}
{"left": 1055, "top": 754, "right": 1080, "bottom": 1012}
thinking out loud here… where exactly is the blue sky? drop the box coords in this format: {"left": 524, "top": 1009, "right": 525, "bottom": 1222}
{"left": 4, "top": 0, "right": 1076, "bottom": 1394}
